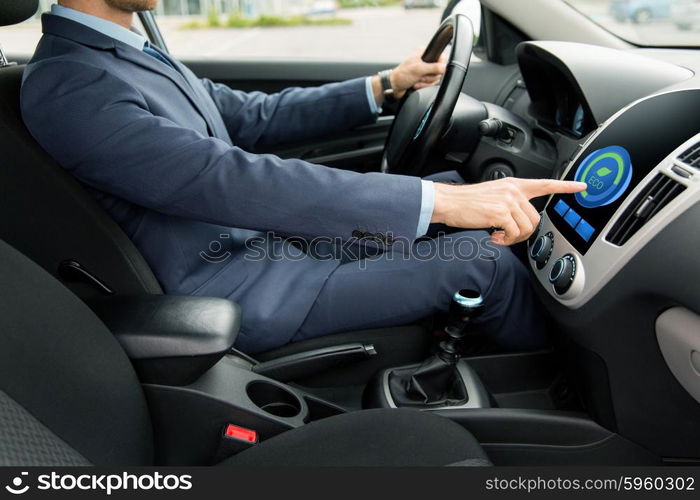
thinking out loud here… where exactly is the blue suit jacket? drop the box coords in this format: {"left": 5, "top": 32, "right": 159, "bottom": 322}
{"left": 20, "top": 14, "right": 423, "bottom": 352}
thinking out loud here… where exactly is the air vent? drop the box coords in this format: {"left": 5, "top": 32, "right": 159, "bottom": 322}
{"left": 607, "top": 174, "right": 685, "bottom": 247}
{"left": 678, "top": 142, "right": 700, "bottom": 168}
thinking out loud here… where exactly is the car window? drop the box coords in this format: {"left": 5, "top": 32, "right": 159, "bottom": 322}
{"left": 1, "top": 1, "right": 47, "bottom": 57}
{"left": 564, "top": 0, "right": 700, "bottom": 47}
{"left": 156, "top": 1, "right": 446, "bottom": 61}
{"left": 3, "top": 1, "right": 445, "bottom": 61}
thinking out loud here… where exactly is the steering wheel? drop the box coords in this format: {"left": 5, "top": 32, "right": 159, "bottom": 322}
{"left": 381, "top": 14, "right": 474, "bottom": 177}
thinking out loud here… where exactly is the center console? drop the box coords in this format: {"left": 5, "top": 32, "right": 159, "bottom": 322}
{"left": 88, "top": 290, "right": 662, "bottom": 465}
{"left": 528, "top": 89, "right": 700, "bottom": 307}
{"left": 90, "top": 294, "right": 346, "bottom": 465}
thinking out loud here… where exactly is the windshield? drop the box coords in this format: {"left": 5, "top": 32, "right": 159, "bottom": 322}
{"left": 564, "top": 0, "right": 700, "bottom": 47}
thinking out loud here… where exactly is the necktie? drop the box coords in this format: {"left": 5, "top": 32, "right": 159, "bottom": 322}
{"left": 143, "top": 42, "right": 175, "bottom": 69}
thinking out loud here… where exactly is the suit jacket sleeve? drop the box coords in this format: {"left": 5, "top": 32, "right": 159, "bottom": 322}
{"left": 21, "top": 60, "right": 421, "bottom": 244}
{"left": 199, "top": 76, "right": 376, "bottom": 152}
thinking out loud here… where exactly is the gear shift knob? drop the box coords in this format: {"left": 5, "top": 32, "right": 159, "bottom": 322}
{"left": 440, "top": 289, "right": 484, "bottom": 364}
{"left": 446, "top": 289, "right": 484, "bottom": 336}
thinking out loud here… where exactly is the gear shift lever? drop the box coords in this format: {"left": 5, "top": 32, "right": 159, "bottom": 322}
{"left": 438, "top": 289, "right": 485, "bottom": 364}
{"left": 388, "top": 290, "right": 484, "bottom": 407}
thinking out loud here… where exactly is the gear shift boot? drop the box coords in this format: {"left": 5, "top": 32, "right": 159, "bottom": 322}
{"left": 386, "top": 289, "right": 484, "bottom": 408}
{"left": 363, "top": 358, "right": 490, "bottom": 410}
{"left": 389, "top": 356, "right": 467, "bottom": 407}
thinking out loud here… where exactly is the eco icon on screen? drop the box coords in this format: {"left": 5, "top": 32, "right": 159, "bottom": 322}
{"left": 575, "top": 145, "right": 634, "bottom": 209}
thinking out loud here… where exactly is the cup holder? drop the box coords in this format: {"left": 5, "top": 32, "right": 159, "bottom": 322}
{"left": 246, "top": 381, "right": 302, "bottom": 418}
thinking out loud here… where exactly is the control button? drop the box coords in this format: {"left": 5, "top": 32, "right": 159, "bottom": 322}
{"left": 672, "top": 165, "right": 692, "bottom": 179}
{"left": 564, "top": 208, "right": 582, "bottom": 228}
{"left": 530, "top": 233, "right": 553, "bottom": 270}
{"left": 549, "top": 254, "right": 577, "bottom": 295}
{"left": 554, "top": 199, "right": 570, "bottom": 217}
{"left": 575, "top": 219, "right": 595, "bottom": 242}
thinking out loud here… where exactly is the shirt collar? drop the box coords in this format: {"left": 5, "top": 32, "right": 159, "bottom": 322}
{"left": 50, "top": 4, "right": 147, "bottom": 51}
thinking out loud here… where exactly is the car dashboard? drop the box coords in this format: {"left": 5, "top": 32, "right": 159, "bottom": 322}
{"left": 516, "top": 44, "right": 597, "bottom": 140}
{"left": 470, "top": 40, "right": 700, "bottom": 458}
{"left": 508, "top": 41, "right": 698, "bottom": 309}
{"left": 531, "top": 90, "right": 700, "bottom": 308}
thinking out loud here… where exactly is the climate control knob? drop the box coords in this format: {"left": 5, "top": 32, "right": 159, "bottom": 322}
{"left": 530, "top": 233, "right": 553, "bottom": 269}
{"left": 549, "top": 254, "right": 576, "bottom": 295}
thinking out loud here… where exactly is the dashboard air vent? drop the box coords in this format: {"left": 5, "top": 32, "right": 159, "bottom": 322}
{"left": 607, "top": 174, "right": 685, "bottom": 247}
{"left": 678, "top": 142, "right": 700, "bottom": 168}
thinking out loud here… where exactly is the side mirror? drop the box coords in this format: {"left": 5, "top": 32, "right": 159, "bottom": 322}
{"left": 443, "top": 0, "right": 482, "bottom": 42}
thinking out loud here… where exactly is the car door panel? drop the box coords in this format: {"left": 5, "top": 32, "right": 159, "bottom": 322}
{"left": 184, "top": 59, "right": 519, "bottom": 171}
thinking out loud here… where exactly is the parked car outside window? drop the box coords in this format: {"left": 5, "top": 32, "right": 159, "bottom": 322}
{"left": 565, "top": 0, "right": 700, "bottom": 45}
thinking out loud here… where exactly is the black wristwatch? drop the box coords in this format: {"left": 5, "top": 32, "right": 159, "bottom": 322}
{"left": 378, "top": 69, "right": 396, "bottom": 103}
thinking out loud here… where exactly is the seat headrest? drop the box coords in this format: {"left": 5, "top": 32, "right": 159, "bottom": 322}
{"left": 0, "top": 0, "right": 39, "bottom": 27}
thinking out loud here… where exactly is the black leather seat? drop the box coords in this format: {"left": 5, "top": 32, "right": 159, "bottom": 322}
{"left": 0, "top": 239, "right": 489, "bottom": 466}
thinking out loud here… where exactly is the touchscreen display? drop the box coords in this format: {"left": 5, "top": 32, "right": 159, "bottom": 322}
{"left": 550, "top": 145, "right": 633, "bottom": 249}
{"left": 546, "top": 89, "right": 700, "bottom": 255}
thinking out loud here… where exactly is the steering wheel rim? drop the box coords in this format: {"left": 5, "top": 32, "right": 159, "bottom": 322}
{"left": 381, "top": 14, "right": 474, "bottom": 176}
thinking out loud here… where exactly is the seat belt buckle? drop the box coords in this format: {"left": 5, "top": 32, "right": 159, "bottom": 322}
{"left": 212, "top": 424, "right": 258, "bottom": 464}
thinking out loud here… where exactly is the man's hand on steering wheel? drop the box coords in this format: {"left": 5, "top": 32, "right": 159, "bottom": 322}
{"left": 371, "top": 49, "right": 448, "bottom": 103}
{"left": 382, "top": 15, "right": 475, "bottom": 176}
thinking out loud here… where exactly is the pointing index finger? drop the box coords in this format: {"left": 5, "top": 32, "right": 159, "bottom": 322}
{"left": 516, "top": 179, "right": 588, "bottom": 200}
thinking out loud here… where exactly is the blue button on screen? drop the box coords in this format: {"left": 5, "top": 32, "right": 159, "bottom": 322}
{"left": 554, "top": 199, "right": 570, "bottom": 217}
{"left": 564, "top": 208, "right": 581, "bottom": 228}
{"left": 575, "top": 220, "right": 596, "bottom": 242}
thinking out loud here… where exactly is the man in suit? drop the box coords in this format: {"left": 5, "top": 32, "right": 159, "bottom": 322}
{"left": 21, "top": 0, "right": 585, "bottom": 354}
